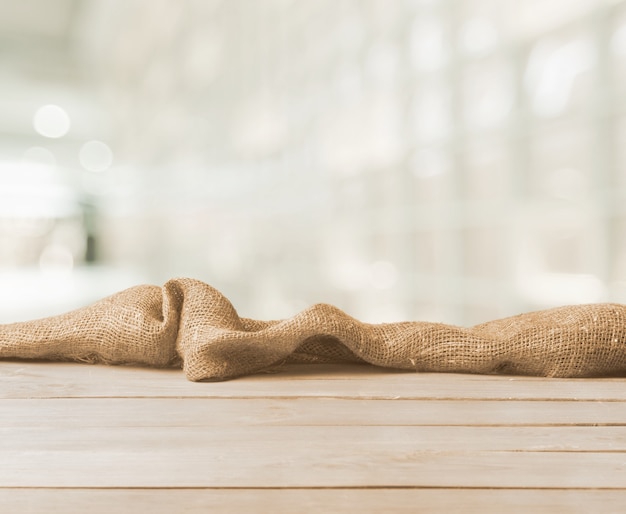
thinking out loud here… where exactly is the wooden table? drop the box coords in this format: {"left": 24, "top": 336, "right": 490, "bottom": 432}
{"left": 1, "top": 360, "right": 626, "bottom": 512}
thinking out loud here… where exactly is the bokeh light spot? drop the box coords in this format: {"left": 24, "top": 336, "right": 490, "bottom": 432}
{"left": 33, "top": 105, "right": 71, "bottom": 138}
{"left": 79, "top": 140, "right": 114, "bottom": 172}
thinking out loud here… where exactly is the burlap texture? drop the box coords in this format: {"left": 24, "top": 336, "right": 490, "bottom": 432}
{"left": 1, "top": 277, "right": 626, "bottom": 381}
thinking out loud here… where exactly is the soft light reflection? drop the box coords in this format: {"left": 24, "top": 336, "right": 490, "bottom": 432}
{"left": 611, "top": 22, "right": 626, "bottom": 55}
{"left": 33, "top": 104, "right": 71, "bottom": 138}
{"left": 517, "top": 272, "right": 606, "bottom": 306}
{"left": 525, "top": 38, "right": 594, "bottom": 117}
{"left": 0, "top": 161, "right": 78, "bottom": 218}
{"left": 79, "top": 140, "right": 113, "bottom": 172}
{"left": 409, "top": 17, "right": 447, "bottom": 71}
{"left": 22, "top": 146, "right": 56, "bottom": 168}
{"left": 0, "top": 217, "right": 53, "bottom": 238}
{"left": 0, "top": 268, "right": 148, "bottom": 324}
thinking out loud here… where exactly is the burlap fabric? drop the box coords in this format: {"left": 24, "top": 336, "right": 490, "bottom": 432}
{"left": 1, "top": 277, "right": 626, "bottom": 381}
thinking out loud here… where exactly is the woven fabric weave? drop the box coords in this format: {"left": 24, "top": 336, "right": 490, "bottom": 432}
{"left": 1, "top": 277, "right": 626, "bottom": 381}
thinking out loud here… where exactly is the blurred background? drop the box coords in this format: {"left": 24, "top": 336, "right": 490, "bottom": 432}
{"left": 1, "top": 0, "right": 625, "bottom": 325}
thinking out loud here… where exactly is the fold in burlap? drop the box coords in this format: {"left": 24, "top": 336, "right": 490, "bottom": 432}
{"left": 1, "top": 277, "right": 626, "bottom": 381}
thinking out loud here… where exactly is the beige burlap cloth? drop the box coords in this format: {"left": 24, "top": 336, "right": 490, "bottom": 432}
{"left": 1, "top": 277, "right": 626, "bottom": 381}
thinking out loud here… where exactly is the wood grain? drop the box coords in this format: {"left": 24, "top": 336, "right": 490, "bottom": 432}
{"left": 2, "top": 360, "right": 626, "bottom": 511}
{"left": 2, "top": 398, "right": 625, "bottom": 427}
{"left": 4, "top": 425, "right": 626, "bottom": 452}
{"left": 2, "top": 361, "right": 626, "bottom": 400}
{"left": 1, "top": 489, "right": 624, "bottom": 514}
{"left": 2, "top": 449, "right": 626, "bottom": 488}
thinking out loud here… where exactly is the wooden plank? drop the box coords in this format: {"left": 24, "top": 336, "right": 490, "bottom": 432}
{"left": 4, "top": 425, "right": 626, "bottom": 452}
{"left": 0, "top": 488, "right": 625, "bottom": 514}
{"left": 2, "top": 449, "right": 626, "bottom": 488}
{"left": 3, "top": 361, "right": 626, "bottom": 400}
{"left": 3, "top": 362, "right": 626, "bottom": 493}
{"left": 3, "top": 426, "right": 626, "bottom": 487}
{"left": 2, "top": 398, "right": 626, "bottom": 428}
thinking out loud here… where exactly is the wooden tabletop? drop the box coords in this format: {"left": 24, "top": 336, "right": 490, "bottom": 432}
{"left": 1, "top": 360, "right": 626, "bottom": 512}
